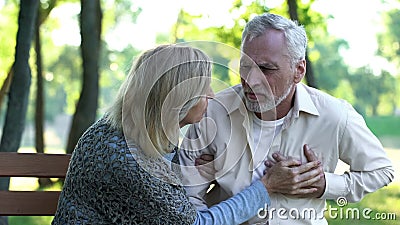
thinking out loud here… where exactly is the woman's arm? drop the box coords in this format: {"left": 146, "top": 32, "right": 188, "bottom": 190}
{"left": 193, "top": 180, "right": 270, "bottom": 225}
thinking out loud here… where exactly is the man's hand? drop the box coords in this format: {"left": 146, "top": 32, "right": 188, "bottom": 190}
{"left": 262, "top": 157, "right": 322, "bottom": 195}
{"left": 195, "top": 154, "right": 216, "bottom": 181}
{"left": 265, "top": 145, "right": 326, "bottom": 198}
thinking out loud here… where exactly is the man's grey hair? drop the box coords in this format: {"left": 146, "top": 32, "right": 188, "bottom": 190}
{"left": 242, "top": 13, "right": 307, "bottom": 65}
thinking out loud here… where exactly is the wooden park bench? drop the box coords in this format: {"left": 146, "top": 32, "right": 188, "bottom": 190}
{"left": 0, "top": 152, "right": 71, "bottom": 216}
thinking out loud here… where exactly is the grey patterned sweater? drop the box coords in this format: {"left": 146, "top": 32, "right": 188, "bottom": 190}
{"left": 52, "top": 117, "right": 197, "bottom": 224}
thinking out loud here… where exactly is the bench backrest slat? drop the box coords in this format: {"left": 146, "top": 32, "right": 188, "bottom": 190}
{"left": 0, "top": 152, "right": 70, "bottom": 178}
{"left": 0, "top": 152, "right": 71, "bottom": 216}
{"left": 0, "top": 191, "right": 61, "bottom": 216}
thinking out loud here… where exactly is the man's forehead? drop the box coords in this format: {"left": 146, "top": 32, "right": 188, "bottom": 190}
{"left": 240, "top": 49, "right": 290, "bottom": 66}
{"left": 240, "top": 53, "right": 275, "bottom": 65}
{"left": 240, "top": 60, "right": 272, "bottom": 68}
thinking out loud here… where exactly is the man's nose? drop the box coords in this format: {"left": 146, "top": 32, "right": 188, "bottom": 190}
{"left": 245, "top": 67, "right": 264, "bottom": 87}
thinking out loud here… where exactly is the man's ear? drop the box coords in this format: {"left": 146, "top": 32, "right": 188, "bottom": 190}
{"left": 294, "top": 59, "right": 306, "bottom": 83}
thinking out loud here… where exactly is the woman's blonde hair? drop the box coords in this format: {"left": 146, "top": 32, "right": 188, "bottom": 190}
{"left": 106, "top": 44, "right": 211, "bottom": 156}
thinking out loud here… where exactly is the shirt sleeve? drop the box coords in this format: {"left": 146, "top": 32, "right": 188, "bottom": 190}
{"left": 180, "top": 121, "right": 217, "bottom": 209}
{"left": 193, "top": 180, "right": 271, "bottom": 225}
{"left": 320, "top": 102, "right": 394, "bottom": 202}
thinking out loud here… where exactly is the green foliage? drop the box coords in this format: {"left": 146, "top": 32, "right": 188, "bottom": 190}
{"left": 348, "top": 68, "right": 396, "bottom": 116}
{"left": 102, "top": 0, "right": 142, "bottom": 49}
{"left": 45, "top": 45, "right": 82, "bottom": 116}
{"left": 97, "top": 42, "right": 140, "bottom": 115}
{"left": 1, "top": 0, "right": 399, "bottom": 129}
{"left": 332, "top": 80, "right": 355, "bottom": 105}
{"left": 0, "top": 0, "right": 18, "bottom": 80}
{"left": 376, "top": 8, "right": 400, "bottom": 115}
{"left": 169, "top": 1, "right": 270, "bottom": 86}
{"left": 208, "top": 0, "right": 269, "bottom": 48}
{"left": 173, "top": 9, "right": 213, "bottom": 43}
{"left": 377, "top": 9, "right": 400, "bottom": 70}
{"left": 0, "top": 0, "right": 144, "bottom": 124}
{"left": 310, "top": 37, "right": 350, "bottom": 92}
{"left": 268, "top": 0, "right": 328, "bottom": 44}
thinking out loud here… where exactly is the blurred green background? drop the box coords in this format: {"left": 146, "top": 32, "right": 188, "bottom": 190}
{"left": 1, "top": 0, "right": 399, "bottom": 224}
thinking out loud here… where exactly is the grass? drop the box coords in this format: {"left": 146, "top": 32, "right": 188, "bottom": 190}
{"left": 326, "top": 184, "right": 400, "bottom": 225}
{"left": 365, "top": 116, "right": 400, "bottom": 148}
{"left": 8, "top": 216, "right": 53, "bottom": 225}
{"left": 365, "top": 116, "right": 400, "bottom": 137}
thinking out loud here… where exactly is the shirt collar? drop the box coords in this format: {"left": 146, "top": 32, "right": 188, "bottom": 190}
{"left": 293, "top": 83, "right": 320, "bottom": 117}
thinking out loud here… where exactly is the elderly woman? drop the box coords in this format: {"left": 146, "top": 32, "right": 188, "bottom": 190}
{"left": 52, "top": 44, "right": 272, "bottom": 224}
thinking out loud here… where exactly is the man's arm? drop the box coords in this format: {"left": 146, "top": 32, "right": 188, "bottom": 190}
{"left": 180, "top": 121, "right": 216, "bottom": 209}
{"left": 321, "top": 103, "right": 394, "bottom": 202}
{"left": 266, "top": 104, "right": 394, "bottom": 202}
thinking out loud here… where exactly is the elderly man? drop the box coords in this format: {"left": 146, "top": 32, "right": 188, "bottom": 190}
{"left": 179, "top": 13, "right": 394, "bottom": 225}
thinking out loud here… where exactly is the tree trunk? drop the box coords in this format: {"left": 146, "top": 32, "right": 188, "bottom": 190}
{"left": 0, "top": 65, "right": 14, "bottom": 112}
{"left": 287, "top": 0, "right": 318, "bottom": 88}
{"left": 35, "top": 6, "right": 53, "bottom": 187}
{"left": 287, "top": 0, "right": 299, "bottom": 21}
{"left": 0, "top": 1, "right": 39, "bottom": 224}
{"left": 305, "top": 53, "right": 317, "bottom": 88}
{"left": 0, "top": 0, "right": 57, "bottom": 114}
{"left": 35, "top": 7, "right": 44, "bottom": 155}
{"left": 66, "top": 0, "right": 102, "bottom": 154}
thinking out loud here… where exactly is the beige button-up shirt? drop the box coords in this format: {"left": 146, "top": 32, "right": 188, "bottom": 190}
{"left": 180, "top": 83, "right": 394, "bottom": 225}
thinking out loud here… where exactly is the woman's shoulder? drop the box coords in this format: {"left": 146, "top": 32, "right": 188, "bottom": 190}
{"left": 63, "top": 118, "right": 197, "bottom": 224}
{"left": 69, "top": 117, "right": 135, "bottom": 177}
{"left": 75, "top": 117, "right": 126, "bottom": 151}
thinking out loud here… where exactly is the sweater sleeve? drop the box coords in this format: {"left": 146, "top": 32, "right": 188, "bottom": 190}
{"left": 192, "top": 180, "right": 270, "bottom": 225}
